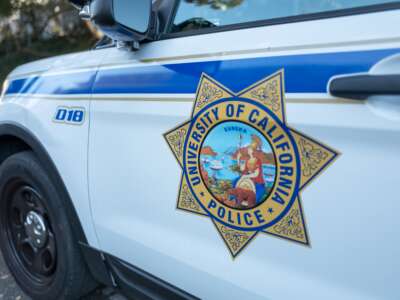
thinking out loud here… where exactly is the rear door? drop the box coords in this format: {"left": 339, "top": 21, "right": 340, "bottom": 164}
{"left": 89, "top": 1, "right": 400, "bottom": 299}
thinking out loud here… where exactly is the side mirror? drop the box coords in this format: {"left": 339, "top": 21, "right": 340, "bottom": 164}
{"left": 77, "top": 0, "right": 155, "bottom": 48}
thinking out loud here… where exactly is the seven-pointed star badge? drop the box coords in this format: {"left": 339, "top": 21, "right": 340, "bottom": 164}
{"left": 164, "top": 70, "right": 339, "bottom": 258}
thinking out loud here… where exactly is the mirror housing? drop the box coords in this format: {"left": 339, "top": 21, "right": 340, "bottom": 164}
{"left": 73, "top": 0, "right": 155, "bottom": 48}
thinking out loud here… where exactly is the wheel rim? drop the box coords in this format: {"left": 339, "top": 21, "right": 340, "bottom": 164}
{"left": 4, "top": 181, "right": 57, "bottom": 283}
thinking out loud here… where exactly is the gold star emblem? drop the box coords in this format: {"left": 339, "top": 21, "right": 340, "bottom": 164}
{"left": 165, "top": 70, "right": 339, "bottom": 258}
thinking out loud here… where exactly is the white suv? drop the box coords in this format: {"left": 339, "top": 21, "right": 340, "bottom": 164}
{"left": 0, "top": 0, "right": 399, "bottom": 299}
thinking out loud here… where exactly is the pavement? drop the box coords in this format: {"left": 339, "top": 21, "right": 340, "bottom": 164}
{"left": 0, "top": 251, "right": 27, "bottom": 300}
{"left": 0, "top": 251, "right": 128, "bottom": 300}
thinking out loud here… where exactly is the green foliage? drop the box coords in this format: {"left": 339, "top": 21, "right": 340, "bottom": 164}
{"left": 0, "top": 0, "right": 98, "bottom": 82}
{"left": 0, "top": 1, "right": 12, "bottom": 17}
{"left": 0, "top": 34, "right": 95, "bottom": 83}
{"left": 230, "top": 164, "right": 241, "bottom": 174}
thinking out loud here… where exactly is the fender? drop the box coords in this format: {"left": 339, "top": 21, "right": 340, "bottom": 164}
{"left": 0, "top": 122, "right": 113, "bottom": 286}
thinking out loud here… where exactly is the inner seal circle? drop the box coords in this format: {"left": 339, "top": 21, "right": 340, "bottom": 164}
{"left": 183, "top": 97, "right": 301, "bottom": 231}
{"left": 198, "top": 120, "right": 277, "bottom": 210}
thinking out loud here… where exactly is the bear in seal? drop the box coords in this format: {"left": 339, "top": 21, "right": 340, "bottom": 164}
{"left": 227, "top": 187, "right": 256, "bottom": 208}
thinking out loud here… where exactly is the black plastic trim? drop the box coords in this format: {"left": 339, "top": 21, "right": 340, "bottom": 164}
{"left": 106, "top": 254, "right": 199, "bottom": 300}
{"left": 329, "top": 73, "right": 400, "bottom": 100}
{"left": 162, "top": 1, "right": 400, "bottom": 40}
{"left": 79, "top": 243, "right": 114, "bottom": 287}
{"left": 154, "top": 0, "right": 177, "bottom": 35}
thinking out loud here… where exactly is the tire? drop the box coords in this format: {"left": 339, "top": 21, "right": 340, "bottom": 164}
{"left": 0, "top": 151, "right": 96, "bottom": 299}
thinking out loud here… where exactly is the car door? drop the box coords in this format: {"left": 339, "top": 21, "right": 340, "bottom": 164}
{"left": 89, "top": 1, "right": 400, "bottom": 299}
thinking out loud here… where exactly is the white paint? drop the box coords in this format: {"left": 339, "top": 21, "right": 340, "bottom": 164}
{"left": 88, "top": 8, "right": 400, "bottom": 300}
{"left": 0, "top": 7, "right": 399, "bottom": 300}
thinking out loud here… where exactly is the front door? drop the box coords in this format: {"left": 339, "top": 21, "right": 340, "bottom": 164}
{"left": 89, "top": 1, "right": 400, "bottom": 299}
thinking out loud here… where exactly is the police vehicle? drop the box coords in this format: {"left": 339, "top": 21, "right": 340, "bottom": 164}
{"left": 0, "top": 0, "right": 399, "bottom": 299}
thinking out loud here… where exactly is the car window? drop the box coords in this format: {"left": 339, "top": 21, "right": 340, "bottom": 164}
{"left": 169, "top": 0, "right": 398, "bottom": 33}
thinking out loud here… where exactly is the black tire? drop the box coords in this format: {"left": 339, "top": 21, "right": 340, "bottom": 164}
{"left": 0, "top": 151, "right": 96, "bottom": 299}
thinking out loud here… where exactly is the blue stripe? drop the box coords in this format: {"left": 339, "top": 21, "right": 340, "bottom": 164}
{"left": 6, "top": 48, "right": 400, "bottom": 96}
{"left": 7, "top": 70, "right": 97, "bottom": 95}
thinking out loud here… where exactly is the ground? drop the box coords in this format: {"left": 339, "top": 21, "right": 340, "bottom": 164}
{"left": 0, "top": 251, "right": 128, "bottom": 300}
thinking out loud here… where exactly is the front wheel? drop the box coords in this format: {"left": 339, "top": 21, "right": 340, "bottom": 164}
{"left": 0, "top": 151, "right": 96, "bottom": 299}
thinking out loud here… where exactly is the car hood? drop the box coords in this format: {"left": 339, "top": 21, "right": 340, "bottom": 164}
{"left": 6, "top": 49, "right": 108, "bottom": 81}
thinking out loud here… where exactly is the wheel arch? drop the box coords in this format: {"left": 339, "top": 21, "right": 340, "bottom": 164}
{"left": 0, "top": 122, "right": 88, "bottom": 244}
{"left": 0, "top": 122, "right": 113, "bottom": 287}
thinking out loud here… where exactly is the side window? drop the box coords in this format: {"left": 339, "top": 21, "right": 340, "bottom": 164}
{"left": 169, "top": 0, "right": 398, "bottom": 33}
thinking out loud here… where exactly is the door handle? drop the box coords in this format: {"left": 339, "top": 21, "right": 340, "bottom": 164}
{"left": 329, "top": 53, "right": 400, "bottom": 100}
{"left": 329, "top": 73, "right": 400, "bottom": 100}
